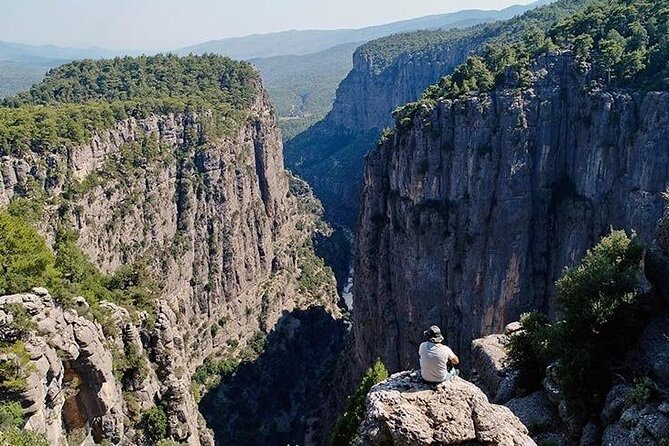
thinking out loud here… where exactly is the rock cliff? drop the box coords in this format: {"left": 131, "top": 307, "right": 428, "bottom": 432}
{"left": 0, "top": 59, "right": 341, "bottom": 445}
{"left": 354, "top": 52, "right": 669, "bottom": 372}
{"left": 284, "top": 34, "right": 484, "bottom": 230}
{"left": 356, "top": 371, "right": 535, "bottom": 446}
{"left": 3, "top": 290, "right": 125, "bottom": 445}
{"left": 285, "top": 0, "right": 588, "bottom": 231}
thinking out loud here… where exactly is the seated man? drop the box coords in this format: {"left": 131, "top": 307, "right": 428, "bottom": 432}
{"left": 419, "top": 325, "right": 459, "bottom": 383}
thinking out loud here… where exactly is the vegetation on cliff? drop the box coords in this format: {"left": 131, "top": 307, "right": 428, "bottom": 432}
{"left": 331, "top": 359, "right": 388, "bottom": 446}
{"left": 0, "top": 54, "right": 259, "bottom": 154}
{"left": 393, "top": 0, "right": 669, "bottom": 128}
{"left": 0, "top": 209, "right": 161, "bottom": 440}
{"left": 0, "top": 212, "right": 159, "bottom": 318}
{"left": 508, "top": 230, "right": 645, "bottom": 415}
{"left": 358, "top": 0, "right": 588, "bottom": 73}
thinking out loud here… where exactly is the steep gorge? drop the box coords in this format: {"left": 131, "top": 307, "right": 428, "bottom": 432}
{"left": 284, "top": 0, "right": 587, "bottom": 232}
{"left": 354, "top": 52, "right": 669, "bottom": 373}
{"left": 0, "top": 56, "right": 343, "bottom": 445}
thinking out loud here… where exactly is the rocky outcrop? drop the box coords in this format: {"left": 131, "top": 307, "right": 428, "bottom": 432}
{"left": 354, "top": 52, "right": 669, "bottom": 372}
{"left": 2, "top": 291, "right": 125, "bottom": 445}
{"left": 356, "top": 371, "right": 535, "bottom": 446}
{"left": 470, "top": 322, "right": 521, "bottom": 403}
{"left": 1, "top": 81, "right": 341, "bottom": 444}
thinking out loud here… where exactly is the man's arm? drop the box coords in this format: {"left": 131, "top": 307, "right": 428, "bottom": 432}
{"left": 446, "top": 347, "right": 459, "bottom": 365}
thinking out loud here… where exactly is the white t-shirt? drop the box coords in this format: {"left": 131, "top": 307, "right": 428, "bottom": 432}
{"left": 419, "top": 341, "right": 457, "bottom": 382}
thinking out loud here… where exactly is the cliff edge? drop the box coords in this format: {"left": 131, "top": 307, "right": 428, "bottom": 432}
{"left": 356, "top": 371, "right": 535, "bottom": 446}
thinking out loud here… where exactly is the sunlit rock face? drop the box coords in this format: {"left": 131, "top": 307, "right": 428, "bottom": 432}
{"left": 356, "top": 371, "right": 535, "bottom": 446}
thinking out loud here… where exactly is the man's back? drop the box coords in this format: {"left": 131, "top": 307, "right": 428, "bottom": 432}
{"left": 419, "top": 341, "right": 456, "bottom": 383}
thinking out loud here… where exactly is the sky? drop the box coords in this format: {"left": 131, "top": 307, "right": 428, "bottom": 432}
{"left": 0, "top": 0, "right": 536, "bottom": 51}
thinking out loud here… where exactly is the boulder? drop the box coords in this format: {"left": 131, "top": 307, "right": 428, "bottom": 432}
{"left": 505, "top": 391, "right": 559, "bottom": 435}
{"left": 601, "top": 404, "right": 669, "bottom": 446}
{"left": 356, "top": 371, "right": 536, "bottom": 446}
{"left": 471, "top": 333, "right": 511, "bottom": 399}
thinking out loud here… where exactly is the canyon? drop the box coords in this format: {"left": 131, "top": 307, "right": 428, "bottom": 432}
{"left": 2, "top": 0, "right": 669, "bottom": 444}
{"left": 0, "top": 57, "right": 344, "bottom": 445}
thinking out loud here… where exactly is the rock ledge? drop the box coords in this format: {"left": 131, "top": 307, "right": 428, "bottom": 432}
{"left": 357, "top": 371, "right": 536, "bottom": 446}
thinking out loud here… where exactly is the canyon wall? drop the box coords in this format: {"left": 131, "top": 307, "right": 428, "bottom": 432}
{"left": 354, "top": 53, "right": 669, "bottom": 372}
{"left": 1, "top": 84, "right": 341, "bottom": 444}
{"left": 284, "top": 33, "right": 485, "bottom": 230}
{"left": 284, "top": 0, "right": 585, "bottom": 231}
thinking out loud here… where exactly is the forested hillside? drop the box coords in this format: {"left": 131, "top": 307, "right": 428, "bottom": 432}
{"left": 0, "top": 54, "right": 258, "bottom": 153}
{"left": 395, "top": 0, "right": 669, "bottom": 123}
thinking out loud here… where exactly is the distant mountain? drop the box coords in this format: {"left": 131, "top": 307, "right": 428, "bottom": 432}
{"left": 0, "top": 40, "right": 119, "bottom": 65}
{"left": 243, "top": 0, "right": 550, "bottom": 138}
{"left": 178, "top": 1, "right": 550, "bottom": 60}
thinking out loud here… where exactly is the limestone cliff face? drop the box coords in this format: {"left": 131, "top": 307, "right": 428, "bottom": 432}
{"left": 328, "top": 38, "right": 484, "bottom": 132}
{"left": 284, "top": 35, "right": 481, "bottom": 230}
{"left": 2, "top": 291, "right": 125, "bottom": 446}
{"left": 1, "top": 85, "right": 340, "bottom": 444}
{"left": 354, "top": 53, "right": 669, "bottom": 372}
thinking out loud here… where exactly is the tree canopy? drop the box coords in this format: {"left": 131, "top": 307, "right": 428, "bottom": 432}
{"left": 0, "top": 54, "right": 260, "bottom": 155}
{"left": 392, "top": 0, "right": 669, "bottom": 129}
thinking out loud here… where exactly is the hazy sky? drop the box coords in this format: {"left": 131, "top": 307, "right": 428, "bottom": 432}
{"left": 1, "top": 0, "right": 535, "bottom": 50}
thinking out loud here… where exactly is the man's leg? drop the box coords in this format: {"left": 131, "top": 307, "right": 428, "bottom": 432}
{"left": 445, "top": 368, "right": 459, "bottom": 381}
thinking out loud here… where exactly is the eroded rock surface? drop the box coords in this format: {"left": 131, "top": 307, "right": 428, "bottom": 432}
{"left": 1, "top": 78, "right": 341, "bottom": 444}
{"left": 2, "top": 292, "right": 125, "bottom": 445}
{"left": 356, "top": 371, "right": 535, "bottom": 446}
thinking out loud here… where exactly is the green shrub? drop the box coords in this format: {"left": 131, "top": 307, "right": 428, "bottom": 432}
{"left": 248, "top": 331, "right": 267, "bottom": 356}
{"left": 0, "top": 401, "right": 23, "bottom": 429}
{"left": 554, "top": 230, "right": 643, "bottom": 411}
{"left": 0, "top": 427, "right": 48, "bottom": 446}
{"left": 192, "top": 357, "right": 239, "bottom": 387}
{"left": 505, "top": 230, "right": 644, "bottom": 415}
{"left": 0, "top": 213, "right": 60, "bottom": 295}
{"left": 141, "top": 406, "right": 168, "bottom": 445}
{"left": 113, "top": 343, "right": 149, "bottom": 388}
{"left": 626, "top": 377, "right": 654, "bottom": 407}
{"left": 506, "top": 312, "right": 554, "bottom": 394}
{"left": 6, "top": 197, "right": 45, "bottom": 223}
{"left": 0, "top": 341, "right": 32, "bottom": 396}
{"left": 331, "top": 359, "right": 388, "bottom": 446}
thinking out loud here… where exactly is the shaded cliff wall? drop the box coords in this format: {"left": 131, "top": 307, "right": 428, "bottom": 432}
{"left": 354, "top": 53, "right": 669, "bottom": 372}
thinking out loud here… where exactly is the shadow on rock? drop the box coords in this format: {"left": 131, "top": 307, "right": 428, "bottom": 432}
{"left": 199, "top": 306, "right": 349, "bottom": 446}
